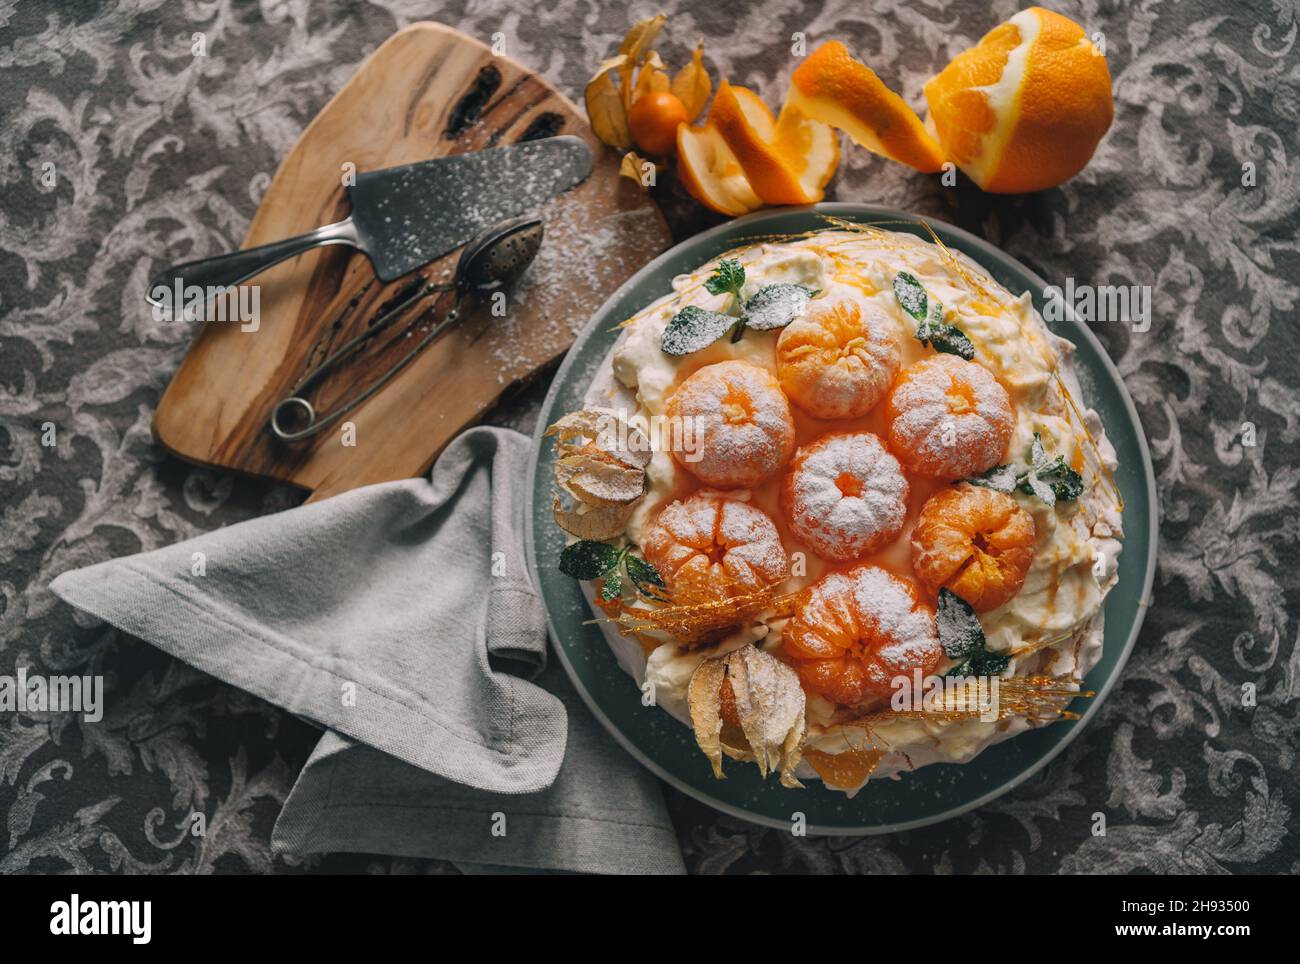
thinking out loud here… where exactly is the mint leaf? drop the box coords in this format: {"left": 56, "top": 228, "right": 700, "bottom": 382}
{"left": 600, "top": 568, "right": 623, "bottom": 601}
{"left": 966, "top": 463, "right": 1019, "bottom": 494}
{"left": 926, "top": 323, "right": 976, "bottom": 360}
{"left": 705, "top": 259, "right": 746, "bottom": 298}
{"left": 1029, "top": 433, "right": 1052, "bottom": 472}
{"left": 936, "top": 589, "right": 986, "bottom": 661}
{"left": 624, "top": 554, "right": 668, "bottom": 600}
{"left": 661, "top": 305, "right": 735, "bottom": 355}
{"left": 559, "top": 540, "right": 621, "bottom": 580}
{"left": 899, "top": 276, "right": 975, "bottom": 359}
{"left": 1021, "top": 471, "right": 1057, "bottom": 507}
{"left": 741, "top": 284, "right": 815, "bottom": 331}
{"left": 1015, "top": 433, "right": 1083, "bottom": 504}
{"left": 970, "top": 650, "right": 1010, "bottom": 676}
{"left": 893, "top": 272, "right": 928, "bottom": 321}
{"left": 1036, "top": 460, "right": 1084, "bottom": 502}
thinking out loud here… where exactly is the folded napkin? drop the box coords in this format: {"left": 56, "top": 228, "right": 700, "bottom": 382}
{"left": 51, "top": 426, "right": 684, "bottom": 875}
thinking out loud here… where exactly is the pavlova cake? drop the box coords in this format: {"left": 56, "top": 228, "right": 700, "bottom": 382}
{"left": 546, "top": 221, "right": 1123, "bottom": 793}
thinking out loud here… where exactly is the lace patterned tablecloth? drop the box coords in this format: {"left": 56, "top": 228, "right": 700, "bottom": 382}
{"left": 1, "top": 0, "right": 1296, "bottom": 874}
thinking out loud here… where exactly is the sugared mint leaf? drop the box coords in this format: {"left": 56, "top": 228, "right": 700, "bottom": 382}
{"left": 1022, "top": 471, "right": 1057, "bottom": 507}
{"left": 1029, "top": 433, "right": 1052, "bottom": 472}
{"left": 705, "top": 259, "right": 746, "bottom": 298}
{"left": 1035, "top": 459, "right": 1084, "bottom": 502}
{"left": 893, "top": 272, "right": 928, "bottom": 321}
{"left": 898, "top": 274, "right": 975, "bottom": 359}
{"left": 624, "top": 554, "right": 668, "bottom": 600}
{"left": 970, "top": 650, "right": 1010, "bottom": 676}
{"left": 965, "top": 463, "right": 1019, "bottom": 493}
{"left": 936, "top": 588, "right": 986, "bottom": 662}
{"left": 559, "top": 540, "right": 621, "bottom": 580}
{"left": 1015, "top": 433, "right": 1084, "bottom": 504}
{"left": 741, "top": 284, "right": 815, "bottom": 331}
{"left": 661, "top": 305, "right": 735, "bottom": 356}
{"left": 599, "top": 567, "right": 623, "bottom": 601}
{"left": 926, "top": 323, "right": 976, "bottom": 360}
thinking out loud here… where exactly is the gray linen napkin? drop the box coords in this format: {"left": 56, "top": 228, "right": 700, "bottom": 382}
{"left": 50, "top": 426, "right": 684, "bottom": 875}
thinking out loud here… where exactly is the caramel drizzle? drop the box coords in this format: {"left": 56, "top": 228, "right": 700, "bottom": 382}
{"left": 832, "top": 675, "right": 1095, "bottom": 728}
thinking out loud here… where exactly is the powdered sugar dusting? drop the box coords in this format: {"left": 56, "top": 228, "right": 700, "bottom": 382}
{"left": 776, "top": 299, "right": 902, "bottom": 420}
{"left": 783, "top": 432, "right": 909, "bottom": 561}
{"left": 643, "top": 491, "right": 789, "bottom": 597}
{"left": 847, "top": 566, "right": 938, "bottom": 672}
{"left": 784, "top": 565, "right": 940, "bottom": 706}
{"left": 666, "top": 360, "right": 795, "bottom": 488}
{"left": 887, "top": 354, "right": 1014, "bottom": 478}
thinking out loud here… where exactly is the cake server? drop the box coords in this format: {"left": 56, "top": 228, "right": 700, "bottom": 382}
{"left": 146, "top": 135, "right": 591, "bottom": 312}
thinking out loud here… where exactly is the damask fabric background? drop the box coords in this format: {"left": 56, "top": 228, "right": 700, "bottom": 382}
{"left": 0, "top": 0, "right": 1296, "bottom": 875}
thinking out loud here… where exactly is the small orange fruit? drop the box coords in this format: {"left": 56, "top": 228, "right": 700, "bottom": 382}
{"left": 782, "top": 431, "right": 909, "bottom": 563}
{"left": 923, "top": 7, "right": 1113, "bottom": 193}
{"left": 912, "top": 486, "right": 1035, "bottom": 612}
{"left": 629, "top": 90, "right": 690, "bottom": 157}
{"left": 665, "top": 360, "right": 796, "bottom": 488}
{"left": 783, "top": 565, "right": 940, "bottom": 706}
{"left": 776, "top": 299, "right": 901, "bottom": 420}
{"left": 884, "top": 354, "right": 1014, "bottom": 479}
{"left": 643, "top": 491, "right": 790, "bottom": 607}
{"left": 789, "top": 40, "right": 946, "bottom": 173}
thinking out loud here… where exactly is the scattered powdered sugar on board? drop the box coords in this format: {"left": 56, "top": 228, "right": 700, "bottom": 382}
{"left": 486, "top": 201, "right": 665, "bottom": 381}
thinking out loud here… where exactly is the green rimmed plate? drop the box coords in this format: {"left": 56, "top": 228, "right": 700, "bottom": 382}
{"left": 524, "top": 203, "right": 1158, "bottom": 834}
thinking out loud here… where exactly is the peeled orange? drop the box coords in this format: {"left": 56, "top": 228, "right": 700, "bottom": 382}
{"left": 923, "top": 6, "right": 1113, "bottom": 193}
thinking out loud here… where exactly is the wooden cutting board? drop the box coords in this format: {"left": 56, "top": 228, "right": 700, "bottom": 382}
{"left": 153, "top": 22, "right": 669, "bottom": 501}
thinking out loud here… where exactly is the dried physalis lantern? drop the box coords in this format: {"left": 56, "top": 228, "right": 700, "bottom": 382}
{"left": 584, "top": 14, "right": 712, "bottom": 188}
{"left": 688, "top": 645, "right": 806, "bottom": 788}
{"left": 546, "top": 408, "right": 650, "bottom": 540}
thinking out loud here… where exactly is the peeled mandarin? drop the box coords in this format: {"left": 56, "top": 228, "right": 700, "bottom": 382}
{"left": 912, "top": 485, "right": 1035, "bottom": 612}
{"left": 884, "top": 354, "right": 1014, "bottom": 479}
{"left": 665, "top": 360, "right": 796, "bottom": 488}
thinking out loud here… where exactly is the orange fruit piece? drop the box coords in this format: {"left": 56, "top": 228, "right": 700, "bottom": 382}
{"left": 912, "top": 486, "right": 1036, "bottom": 612}
{"left": 782, "top": 431, "right": 909, "bottom": 562}
{"left": 629, "top": 90, "right": 690, "bottom": 157}
{"left": 773, "top": 97, "right": 840, "bottom": 201}
{"left": 923, "top": 7, "right": 1113, "bottom": 193}
{"left": 783, "top": 566, "right": 940, "bottom": 706}
{"left": 708, "top": 81, "right": 838, "bottom": 205}
{"left": 884, "top": 354, "right": 1014, "bottom": 479}
{"left": 776, "top": 299, "right": 901, "bottom": 420}
{"left": 789, "top": 40, "right": 946, "bottom": 173}
{"left": 643, "top": 491, "right": 790, "bottom": 607}
{"left": 676, "top": 120, "right": 763, "bottom": 216}
{"left": 665, "top": 360, "right": 796, "bottom": 488}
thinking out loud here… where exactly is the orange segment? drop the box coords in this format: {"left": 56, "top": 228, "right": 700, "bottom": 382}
{"left": 676, "top": 120, "right": 763, "bottom": 216}
{"left": 708, "top": 82, "right": 837, "bottom": 205}
{"left": 790, "top": 40, "right": 946, "bottom": 173}
{"left": 774, "top": 97, "right": 839, "bottom": 201}
{"left": 923, "top": 7, "right": 1113, "bottom": 193}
